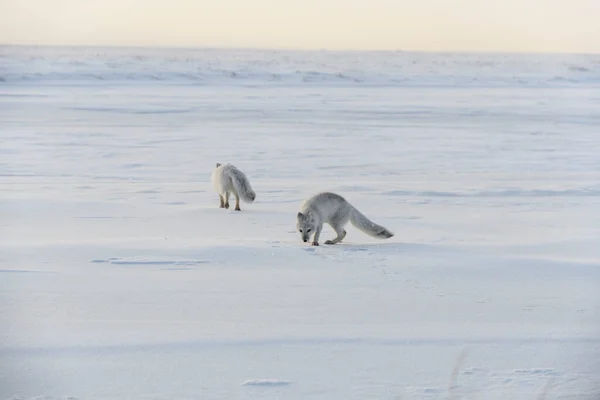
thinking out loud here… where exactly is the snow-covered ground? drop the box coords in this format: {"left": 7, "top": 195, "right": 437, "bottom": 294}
{"left": 1, "top": 46, "right": 599, "bottom": 399}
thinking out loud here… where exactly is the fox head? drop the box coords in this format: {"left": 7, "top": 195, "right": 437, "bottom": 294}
{"left": 296, "top": 212, "right": 316, "bottom": 243}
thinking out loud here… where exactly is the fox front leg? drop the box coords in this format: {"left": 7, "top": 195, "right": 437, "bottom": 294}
{"left": 312, "top": 225, "right": 323, "bottom": 246}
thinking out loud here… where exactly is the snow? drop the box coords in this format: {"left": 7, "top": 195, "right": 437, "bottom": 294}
{"left": 240, "top": 379, "right": 292, "bottom": 386}
{"left": 2, "top": 45, "right": 600, "bottom": 87}
{"left": 1, "top": 46, "right": 599, "bottom": 399}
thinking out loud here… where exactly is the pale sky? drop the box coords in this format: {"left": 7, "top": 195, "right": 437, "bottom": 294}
{"left": 1, "top": 0, "right": 599, "bottom": 53}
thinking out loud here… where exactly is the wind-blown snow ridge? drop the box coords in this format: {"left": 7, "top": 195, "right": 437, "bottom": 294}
{"left": 241, "top": 379, "right": 292, "bottom": 387}
{"left": 2, "top": 45, "right": 600, "bottom": 86}
{"left": 384, "top": 188, "right": 600, "bottom": 198}
{"left": 4, "top": 336, "right": 599, "bottom": 356}
{"left": 90, "top": 256, "right": 207, "bottom": 266}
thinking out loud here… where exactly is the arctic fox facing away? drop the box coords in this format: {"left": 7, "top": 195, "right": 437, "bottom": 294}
{"left": 296, "top": 192, "right": 394, "bottom": 246}
{"left": 211, "top": 163, "right": 256, "bottom": 211}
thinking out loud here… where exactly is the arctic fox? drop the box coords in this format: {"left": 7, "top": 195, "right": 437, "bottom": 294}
{"left": 211, "top": 163, "right": 256, "bottom": 211}
{"left": 296, "top": 192, "right": 394, "bottom": 246}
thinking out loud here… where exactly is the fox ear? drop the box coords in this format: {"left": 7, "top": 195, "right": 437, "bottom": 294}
{"left": 297, "top": 212, "right": 303, "bottom": 218}
{"left": 216, "top": 163, "right": 221, "bottom": 168}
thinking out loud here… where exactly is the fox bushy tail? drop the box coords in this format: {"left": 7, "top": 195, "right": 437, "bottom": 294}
{"left": 349, "top": 207, "right": 394, "bottom": 239}
{"left": 229, "top": 169, "right": 256, "bottom": 203}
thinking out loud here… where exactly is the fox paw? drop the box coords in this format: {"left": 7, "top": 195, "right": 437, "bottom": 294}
{"left": 311, "top": 242, "right": 319, "bottom": 246}
{"left": 324, "top": 240, "right": 335, "bottom": 245}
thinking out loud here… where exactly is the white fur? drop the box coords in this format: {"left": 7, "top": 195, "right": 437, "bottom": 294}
{"left": 296, "top": 192, "right": 394, "bottom": 245}
{"left": 211, "top": 163, "right": 256, "bottom": 211}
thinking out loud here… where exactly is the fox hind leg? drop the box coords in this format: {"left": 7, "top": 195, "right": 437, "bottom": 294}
{"left": 224, "top": 192, "right": 230, "bottom": 209}
{"left": 234, "top": 191, "right": 241, "bottom": 211}
{"left": 325, "top": 215, "right": 348, "bottom": 245}
{"left": 325, "top": 226, "right": 346, "bottom": 245}
{"left": 219, "top": 194, "right": 225, "bottom": 208}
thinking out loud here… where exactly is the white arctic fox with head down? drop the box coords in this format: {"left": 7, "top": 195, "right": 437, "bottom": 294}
{"left": 296, "top": 192, "right": 394, "bottom": 246}
{"left": 211, "top": 163, "right": 256, "bottom": 211}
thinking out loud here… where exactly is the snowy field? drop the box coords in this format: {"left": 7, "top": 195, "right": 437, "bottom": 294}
{"left": 1, "top": 46, "right": 600, "bottom": 399}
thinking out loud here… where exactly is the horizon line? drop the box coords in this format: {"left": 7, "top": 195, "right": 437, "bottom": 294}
{"left": 1, "top": 43, "right": 599, "bottom": 57}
